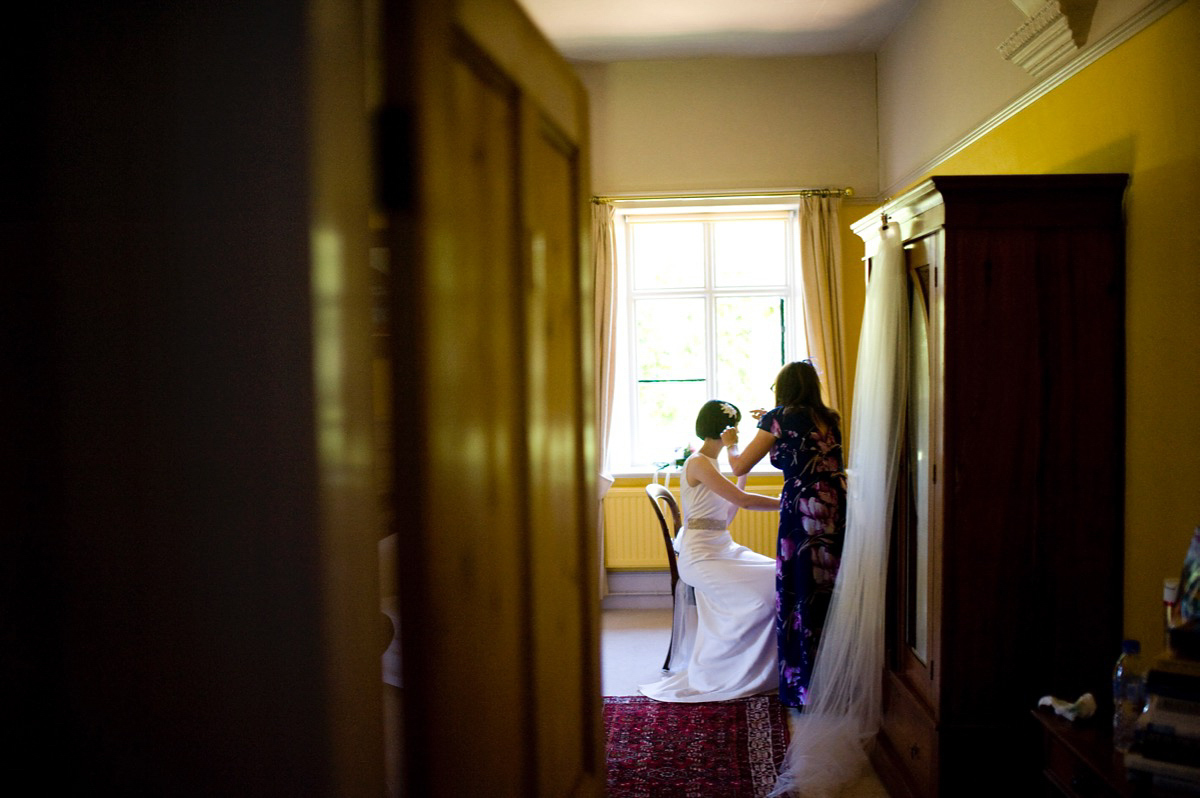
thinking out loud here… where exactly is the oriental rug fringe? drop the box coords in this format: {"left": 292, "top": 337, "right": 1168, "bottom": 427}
{"left": 603, "top": 695, "right": 790, "bottom": 798}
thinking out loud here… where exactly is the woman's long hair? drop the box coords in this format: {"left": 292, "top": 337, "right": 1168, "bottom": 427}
{"left": 774, "top": 360, "right": 840, "bottom": 429}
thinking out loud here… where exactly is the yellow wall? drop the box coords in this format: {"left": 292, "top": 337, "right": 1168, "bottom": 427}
{"left": 838, "top": 202, "right": 872, "bottom": 427}
{"left": 854, "top": 2, "right": 1200, "bottom": 654}
{"left": 611, "top": 474, "right": 784, "bottom": 491}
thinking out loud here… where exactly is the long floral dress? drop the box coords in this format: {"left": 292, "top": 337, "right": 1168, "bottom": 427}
{"left": 758, "top": 406, "right": 846, "bottom": 707}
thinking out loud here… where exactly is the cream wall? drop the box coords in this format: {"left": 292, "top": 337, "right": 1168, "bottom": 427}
{"left": 866, "top": 0, "right": 1200, "bottom": 653}
{"left": 575, "top": 55, "right": 878, "bottom": 196}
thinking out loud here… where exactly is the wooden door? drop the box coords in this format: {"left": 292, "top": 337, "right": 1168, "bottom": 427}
{"left": 378, "top": 1, "right": 602, "bottom": 795}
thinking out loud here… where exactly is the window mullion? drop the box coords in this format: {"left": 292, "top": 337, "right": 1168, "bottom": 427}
{"left": 787, "top": 208, "right": 801, "bottom": 362}
{"left": 704, "top": 221, "right": 718, "bottom": 400}
{"left": 622, "top": 216, "right": 641, "bottom": 467}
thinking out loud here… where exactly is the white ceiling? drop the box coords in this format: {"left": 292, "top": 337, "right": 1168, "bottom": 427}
{"left": 516, "top": 0, "right": 920, "bottom": 61}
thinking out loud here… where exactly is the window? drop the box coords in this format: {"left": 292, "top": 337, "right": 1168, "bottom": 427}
{"left": 608, "top": 201, "right": 808, "bottom": 473}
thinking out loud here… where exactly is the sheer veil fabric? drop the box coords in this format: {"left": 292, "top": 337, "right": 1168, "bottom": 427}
{"left": 770, "top": 221, "right": 909, "bottom": 797}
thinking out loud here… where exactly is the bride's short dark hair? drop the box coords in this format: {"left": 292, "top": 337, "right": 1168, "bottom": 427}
{"left": 695, "top": 399, "right": 741, "bottom": 439}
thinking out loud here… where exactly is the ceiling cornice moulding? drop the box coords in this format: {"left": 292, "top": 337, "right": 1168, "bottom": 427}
{"left": 998, "top": 0, "right": 1087, "bottom": 77}
{"left": 881, "top": 0, "right": 1185, "bottom": 201}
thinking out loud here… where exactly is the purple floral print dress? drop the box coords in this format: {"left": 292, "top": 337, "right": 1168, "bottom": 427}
{"left": 758, "top": 406, "right": 846, "bottom": 707}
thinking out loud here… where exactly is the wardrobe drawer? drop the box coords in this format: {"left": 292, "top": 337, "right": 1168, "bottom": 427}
{"left": 881, "top": 674, "right": 937, "bottom": 798}
{"left": 1044, "top": 737, "right": 1121, "bottom": 797}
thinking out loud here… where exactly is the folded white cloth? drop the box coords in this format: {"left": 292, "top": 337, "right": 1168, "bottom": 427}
{"left": 1038, "top": 692, "right": 1097, "bottom": 721}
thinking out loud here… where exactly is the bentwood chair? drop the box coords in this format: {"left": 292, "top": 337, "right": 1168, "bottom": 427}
{"left": 645, "top": 483, "right": 686, "bottom": 671}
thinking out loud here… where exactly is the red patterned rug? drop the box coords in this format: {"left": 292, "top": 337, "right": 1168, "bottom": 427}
{"left": 603, "top": 695, "right": 790, "bottom": 798}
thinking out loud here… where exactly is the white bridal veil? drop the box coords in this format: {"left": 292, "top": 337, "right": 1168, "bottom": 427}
{"left": 770, "top": 219, "right": 909, "bottom": 797}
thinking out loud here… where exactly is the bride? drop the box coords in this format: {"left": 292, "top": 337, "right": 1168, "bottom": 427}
{"left": 640, "top": 399, "right": 780, "bottom": 703}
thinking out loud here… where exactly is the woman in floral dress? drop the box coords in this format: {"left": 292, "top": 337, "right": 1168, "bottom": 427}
{"left": 725, "top": 360, "right": 846, "bottom": 707}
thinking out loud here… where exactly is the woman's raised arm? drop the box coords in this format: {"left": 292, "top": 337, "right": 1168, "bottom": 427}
{"left": 724, "top": 427, "right": 775, "bottom": 477}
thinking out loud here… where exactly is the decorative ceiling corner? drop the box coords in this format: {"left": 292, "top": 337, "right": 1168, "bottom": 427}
{"left": 999, "top": 0, "right": 1098, "bottom": 77}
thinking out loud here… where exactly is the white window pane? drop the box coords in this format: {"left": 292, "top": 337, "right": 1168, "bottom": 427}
{"left": 634, "top": 298, "right": 705, "bottom": 380}
{"left": 630, "top": 221, "right": 704, "bottom": 289}
{"left": 714, "top": 219, "right": 787, "bottom": 287}
{"left": 716, "top": 297, "right": 786, "bottom": 415}
{"left": 613, "top": 204, "right": 802, "bottom": 473}
{"left": 635, "top": 381, "right": 707, "bottom": 467}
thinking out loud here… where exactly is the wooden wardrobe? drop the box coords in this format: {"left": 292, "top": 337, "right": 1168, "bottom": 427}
{"left": 852, "top": 175, "right": 1128, "bottom": 797}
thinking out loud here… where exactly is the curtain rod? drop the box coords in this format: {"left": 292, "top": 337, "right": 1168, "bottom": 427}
{"left": 592, "top": 187, "right": 854, "bottom": 204}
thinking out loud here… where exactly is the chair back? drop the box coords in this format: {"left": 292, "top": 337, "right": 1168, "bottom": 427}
{"left": 644, "top": 483, "right": 682, "bottom": 592}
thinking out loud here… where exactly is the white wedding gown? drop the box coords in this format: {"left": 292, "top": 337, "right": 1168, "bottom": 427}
{"left": 639, "top": 453, "right": 778, "bottom": 702}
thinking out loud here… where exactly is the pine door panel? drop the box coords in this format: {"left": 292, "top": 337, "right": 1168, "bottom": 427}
{"left": 381, "top": 0, "right": 600, "bottom": 795}
{"left": 523, "top": 103, "right": 599, "bottom": 796}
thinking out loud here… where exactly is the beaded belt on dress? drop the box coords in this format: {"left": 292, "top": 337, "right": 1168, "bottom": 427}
{"left": 686, "top": 517, "right": 727, "bottom": 530}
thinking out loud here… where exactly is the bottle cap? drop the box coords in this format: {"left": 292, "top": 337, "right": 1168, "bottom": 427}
{"left": 1122, "top": 639, "right": 1140, "bottom": 654}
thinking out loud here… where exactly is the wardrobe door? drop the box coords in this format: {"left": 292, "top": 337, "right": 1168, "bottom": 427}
{"left": 876, "top": 230, "right": 944, "bottom": 798}
{"left": 935, "top": 176, "right": 1126, "bottom": 732}
{"left": 933, "top": 174, "right": 1126, "bottom": 796}
{"left": 897, "top": 234, "right": 941, "bottom": 709}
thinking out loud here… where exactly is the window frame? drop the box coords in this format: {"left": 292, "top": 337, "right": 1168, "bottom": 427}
{"left": 608, "top": 199, "right": 808, "bottom": 476}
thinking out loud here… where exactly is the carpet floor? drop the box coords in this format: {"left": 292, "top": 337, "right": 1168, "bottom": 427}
{"left": 604, "top": 694, "right": 789, "bottom": 798}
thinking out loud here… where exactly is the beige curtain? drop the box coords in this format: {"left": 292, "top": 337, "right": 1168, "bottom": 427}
{"left": 798, "top": 196, "right": 847, "bottom": 413}
{"left": 592, "top": 202, "right": 618, "bottom": 600}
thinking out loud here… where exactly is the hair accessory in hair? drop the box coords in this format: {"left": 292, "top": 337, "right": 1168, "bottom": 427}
{"left": 720, "top": 402, "right": 737, "bottom": 418}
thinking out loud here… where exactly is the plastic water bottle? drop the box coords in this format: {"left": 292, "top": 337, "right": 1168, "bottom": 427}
{"left": 1112, "top": 639, "right": 1146, "bottom": 752}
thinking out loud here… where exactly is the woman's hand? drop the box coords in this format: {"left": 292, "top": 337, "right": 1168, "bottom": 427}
{"left": 749, "top": 408, "right": 767, "bottom": 421}
{"left": 727, "top": 428, "right": 776, "bottom": 476}
{"left": 720, "top": 426, "right": 739, "bottom": 448}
